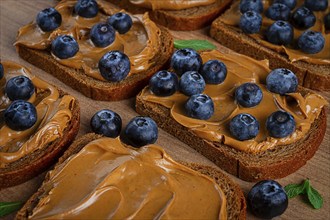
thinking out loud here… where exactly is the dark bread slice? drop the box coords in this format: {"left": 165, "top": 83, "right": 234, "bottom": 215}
{"left": 106, "top": 0, "right": 233, "bottom": 31}
{"left": 16, "top": 26, "right": 173, "bottom": 101}
{"left": 15, "top": 133, "right": 246, "bottom": 220}
{"left": 0, "top": 89, "right": 80, "bottom": 188}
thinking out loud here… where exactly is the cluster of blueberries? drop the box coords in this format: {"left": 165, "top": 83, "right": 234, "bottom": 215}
{"left": 149, "top": 48, "right": 299, "bottom": 141}
{"left": 36, "top": 0, "right": 133, "bottom": 82}
{"left": 239, "top": 0, "right": 329, "bottom": 54}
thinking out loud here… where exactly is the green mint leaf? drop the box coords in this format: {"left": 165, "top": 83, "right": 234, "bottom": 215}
{"left": 174, "top": 39, "right": 216, "bottom": 51}
{"left": 307, "top": 186, "right": 323, "bottom": 209}
{"left": 0, "top": 201, "right": 23, "bottom": 217}
{"left": 284, "top": 182, "right": 306, "bottom": 198}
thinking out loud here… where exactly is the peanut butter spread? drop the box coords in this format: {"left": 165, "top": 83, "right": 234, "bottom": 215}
{"left": 220, "top": 0, "right": 330, "bottom": 65}
{"left": 140, "top": 50, "right": 328, "bottom": 153}
{"left": 129, "top": 0, "right": 216, "bottom": 10}
{"left": 0, "top": 61, "right": 75, "bottom": 167}
{"left": 15, "top": 0, "right": 162, "bottom": 82}
{"left": 29, "top": 137, "right": 227, "bottom": 219}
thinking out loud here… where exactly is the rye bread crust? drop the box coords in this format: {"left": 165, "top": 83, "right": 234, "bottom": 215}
{"left": 16, "top": 26, "right": 173, "bottom": 101}
{"left": 0, "top": 90, "right": 80, "bottom": 188}
{"left": 15, "top": 133, "right": 246, "bottom": 220}
{"left": 107, "top": 0, "right": 233, "bottom": 31}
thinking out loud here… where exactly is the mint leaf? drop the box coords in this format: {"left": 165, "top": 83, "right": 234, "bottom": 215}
{"left": 284, "top": 182, "right": 306, "bottom": 198}
{"left": 0, "top": 201, "right": 23, "bottom": 217}
{"left": 174, "top": 39, "right": 216, "bottom": 51}
{"left": 307, "top": 186, "right": 323, "bottom": 209}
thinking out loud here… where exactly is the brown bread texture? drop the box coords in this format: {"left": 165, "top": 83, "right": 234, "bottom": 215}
{"left": 0, "top": 90, "right": 80, "bottom": 188}
{"left": 17, "top": 26, "right": 173, "bottom": 101}
{"left": 106, "top": 0, "right": 233, "bottom": 30}
{"left": 15, "top": 133, "right": 246, "bottom": 220}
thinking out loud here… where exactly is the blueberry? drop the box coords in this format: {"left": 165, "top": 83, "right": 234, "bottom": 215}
{"left": 273, "top": 0, "right": 296, "bottom": 10}
{"left": 124, "top": 116, "right": 158, "bottom": 148}
{"left": 36, "top": 7, "right": 62, "bottom": 32}
{"left": 266, "top": 111, "right": 295, "bottom": 138}
{"left": 305, "top": 0, "right": 328, "bottom": 11}
{"left": 248, "top": 180, "right": 288, "bottom": 219}
{"left": 325, "top": 13, "right": 330, "bottom": 30}
{"left": 229, "top": 113, "right": 259, "bottom": 141}
{"left": 200, "top": 60, "right": 227, "bottom": 84}
{"left": 74, "top": 0, "right": 98, "bottom": 18}
{"left": 239, "top": 0, "right": 263, "bottom": 13}
{"left": 170, "top": 48, "right": 202, "bottom": 76}
{"left": 291, "top": 6, "right": 316, "bottom": 29}
{"left": 179, "top": 71, "right": 205, "bottom": 96}
{"left": 90, "top": 109, "right": 122, "bottom": 137}
{"left": 149, "top": 70, "right": 179, "bottom": 96}
{"left": 265, "top": 3, "right": 291, "bottom": 21}
{"left": 98, "top": 51, "right": 130, "bottom": 82}
{"left": 108, "top": 12, "right": 133, "bottom": 34}
{"left": 297, "top": 30, "right": 325, "bottom": 54}
{"left": 0, "top": 63, "right": 4, "bottom": 80}
{"left": 5, "top": 76, "right": 35, "bottom": 101}
{"left": 266, "top": 68, "right": 298, "bottom": 94}
{"left": 4, "top": 100, "right": 37, "bottom": 131}
{"left": 185, "top": 94, "right": 214, "bottom": 120}
{"left": 90, "top": 22, "right": 115, "bottom": 47}
{"left": 235, "top": 83, "right": 263, "bottom": 108}
{"left": 266, "top": 21, "right": 293, "bottom": 45}
{"left": 239, "top": 11, "right": 262, "bottom": 34}
{"left": 51, "top": 35, "right": 79, "bottom": 59}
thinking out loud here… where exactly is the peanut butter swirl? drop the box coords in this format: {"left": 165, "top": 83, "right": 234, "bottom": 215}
{"left": 129, "top": 0, "right": 216, "bottom": 10}
{"left": 0, "top": 61, "right": 75, "bottom": 167}
{"left": 29, "top": 137, "right": 227, "bottom": 219}
{"left": 15, "top": 0, "right": 161, "bottom": 82}
{"left": 140, "top": 50, "right": 328, "bottom": 153}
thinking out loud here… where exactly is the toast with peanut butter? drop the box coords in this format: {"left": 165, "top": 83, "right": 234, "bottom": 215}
{"left": 15, "top": 133, "right": 246, "bottom": 220}
{"left": 0, "top": 61, "right": 80, "bottom": 188}
{"left": 210, "top": 0, "right": 330, "bottom": 91}
{"left": 15, "top": 0, "right": 173, "bottom": 101}
{"left": 106, "top": 0, "right": 233, "bottom": 31}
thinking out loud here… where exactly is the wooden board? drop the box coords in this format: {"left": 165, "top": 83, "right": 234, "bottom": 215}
{"left": 0, "top": 1, "right": 329, "bottom": 219}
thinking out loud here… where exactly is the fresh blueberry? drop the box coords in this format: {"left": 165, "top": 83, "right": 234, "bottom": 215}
{"left": 185, "top": 94, "right": 214, "bottom": 120}
{"left": 229, "top": 113, "right": 259, "bottom": 141}
{"left": 36, "top": 7, "right": 62, "bottom": 32}
{"left": 265, "top": 3, "right": 291, "bottom": 21}
{"left": 305, "top": 0, "right": 328, "bottom": 11}
{"left": 4, "top": 100, "right": 37, "bottom": 131}
{"left": 124, "top": 116, "right": 158, "bottom": 148}
{"left": 5, "top": 76, "right": 35, "bottom": 101}
{"left": 248, "top": 180, "right": 288, "bottom": 219}
{"left": 325, "top": 13, "right": 330, "bottom": 30}
{"left": 0, "top": 63, "right": 4, "bottom": 80}
{"left": 51, "top": 35, "right": 79, "bottom": 59}
{"left": 291, "top": 6, "right": 316, "bottom": 29}
{"left": 149, "top": 70, "right": 179, "bottom": 97}
{"left": 90, "top": 109, "right": 122, "bottom": 137}
{"left": 90, "top": 22, "right": 115, "bottom": 47}
{"left": 239, "top": 0, "right": 263, "bottom": 13}
{"left": 273, "top": 0, "right": 296, "bottom": 10}
{"left": 74, "top": 0, "right": 98, "bottom": 18}
{"left": 170, "top": 48, "right": 202, "bottom": 76}
{"left": 266, "top": 21, "right": 293, "bottom": 45}
{"left": 200, "top": 60, "right": 227, "bottom": 84}
{"left": 179, "top": 71, "right": 205, "bottom": 96}
{"left": 98, "top": 51, "right": 130, "bottom": 82}
{"left": 108, "top": 12, "right": 133, "bottom": 34}
{"left": 266, "top": 111, "right": 296, "bottom": 138}
{"left": 297, "top": 30, "right": 325, "bottom": 54}
{"left": 235, "top": 83, "right": 263, "bottom": 108}
{"left": 239, "top": 11, "right": 262, "bottom": 34}
{"left": 266, "top": 68, "right": 298, "bottom": 94}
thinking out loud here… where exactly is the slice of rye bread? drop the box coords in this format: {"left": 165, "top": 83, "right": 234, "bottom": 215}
{"left": 16, "top": 26, "right": 173, "bottom": 101}
{"left": 15, "top": 133, "right": 246, "bottom": 220}
{"left": 0, "top": 89, "right": 80, "bottom": 188}
{"left": 136, "top": 89, "right": 327, "bottom": 182}
{"left": 106, "top": 0, "right": 233, "bottom": 31}
{"left": 210, "top": 15, "right": 330, "bottom": 91}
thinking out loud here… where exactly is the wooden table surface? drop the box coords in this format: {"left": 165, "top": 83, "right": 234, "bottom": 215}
{"left": 0, "top": 1, "right": 329, "bottom": 219}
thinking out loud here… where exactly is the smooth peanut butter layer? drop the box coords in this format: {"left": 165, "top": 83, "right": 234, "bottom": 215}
{"left": 139, "top": 50, "right": 327, "bottom": 153}
{"left": 220, "top": 0, "right": 330, "bottom": 65}
{"left": 15, "top": 0, "right": 162, "bottom": 82}
{"left": 0, "top": 61, "right": 75, "bottom": 167}
{"left": 29, "top": 137, "right": 227, "bottom": 219}
{"left": 128, "top": 0, "right": 216, "bottom": 10}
